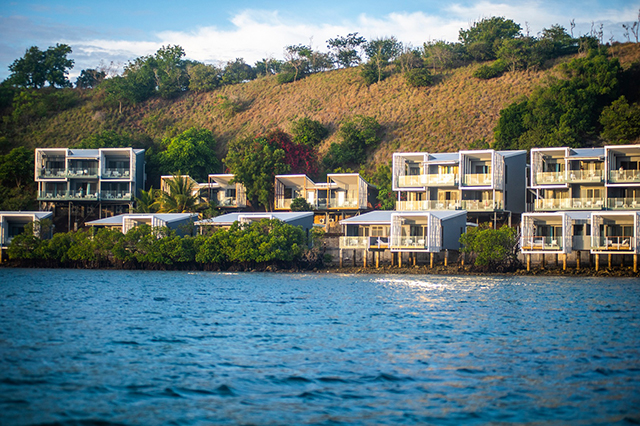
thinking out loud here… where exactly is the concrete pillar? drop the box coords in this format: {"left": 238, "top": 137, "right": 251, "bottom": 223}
{"left": 398, "top": 252, "right": 402, "bottom": 268}
{"left": 576, "top": 251, "right": 580, "bottom": 270}
{"left": 526, "top": 253, "right": 531, "bottom": 272}
{"left": 608, "top": 254, "right": 612, "bottom": 269}
{"left": 444, "top": 249, "right": 448, "bottom": 267}
{"left": 339, "top": 249, "right": 343, "bottom": 268}
{"left": 555, "top": 254, "right": 559, "bottom": 267}
{"left": 412, "top": 252, "right": 416, "bottom": 266}
{"left": 363, "top": 250, "right": 367, "bottom": 268}
{"left": 634, "top": 254, "right": 637, "bottom": 273}
{"left": 595, "top": 253, "right": 599, "bottom": 272}
{"left": 563, "top": 254, "right": 567, "bottom": 271}
{"left": 542, "top": 254, "right": 546, "bottom": 269}
{"left": 376, "top": 251, "right": 380, "bottom": 269}
{"left": 353, "top": 249, "right": 356, "bottom": 267}
{"left": 430, "top": 252, "right": 434, "bottom": 269}
{"left": 391, "top": 252, "right": 395, "bottom": 267}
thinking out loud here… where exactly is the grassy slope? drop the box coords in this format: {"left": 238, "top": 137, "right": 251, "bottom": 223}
{"left": 7, "top": 43, "right": 640, "bottom": 171}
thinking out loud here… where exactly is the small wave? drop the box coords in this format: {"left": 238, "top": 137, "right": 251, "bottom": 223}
{"left": 32, "top": 421, "right": 127, "bottom": 426}
{"left": 456, "top": 367, "right": 486, "bottom": 374}
{"left": 150, "top": 338, "right": 187, "bottom": 344}
{"left": 283, "top": 376, "right": 314, "bottom": 384}
{"left": 111, "top": 340, "right": 140, "bottom": 346}
{"left": 1, "top": 377, "right": 48, "bottom": 386}
{"left": 214, "top": 384, "right": 235, "bottom": 396}
{"left": 153, "top": 297, "right": 168, "bottom": 302}
{"left": 368, "top": 373, "right": 413, "bottom": 382}
{"left": 297, "top": 390, "right": 336, "bottom": 400}
{"left": 318, "top": 377, "right": 347, "bottom": 383}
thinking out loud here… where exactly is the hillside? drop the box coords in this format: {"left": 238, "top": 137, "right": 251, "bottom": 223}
{"left": 4, "top": 43, "right": 640, "bottom": 172}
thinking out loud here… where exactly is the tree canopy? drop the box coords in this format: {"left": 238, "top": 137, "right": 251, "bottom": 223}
{"left": 8, "top": 44, "right": 74, "bottom": 88}
{"left": 159, "top": 128, "right": 220, "bottom": 182}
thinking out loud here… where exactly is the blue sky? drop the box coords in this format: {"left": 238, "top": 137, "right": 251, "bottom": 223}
{"left": 1, "top": 0, "right": 639, "bottom": 81}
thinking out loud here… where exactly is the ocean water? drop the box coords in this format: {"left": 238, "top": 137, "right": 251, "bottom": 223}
{"left": 0, "top": 268, "right": 639, "bottom": 425}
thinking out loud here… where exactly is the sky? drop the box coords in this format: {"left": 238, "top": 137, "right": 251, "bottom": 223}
{"left": 1, "top": 0, "right": 639, "bottom": 82}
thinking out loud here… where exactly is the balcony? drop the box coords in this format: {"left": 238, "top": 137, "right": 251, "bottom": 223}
{"left": 38, "top": 168, "right": 66, "bottom": 179}
{"left": 218, "top": 197, "right": 239, "bottom": 207}
{"left": 568, "top": 169, "right": 604, "bottom": 183}
{"left": 396, "top": 200, "right": 461, "bottom": 211}
{"left": 534, "top": 198, "right": 605, "bottom": 211}
{"left": 101, "top": 191, "right": 132, "bottom": 201}
{"left": 398, "top": 173, "right": 458, "bottom": 187}
{"left": 38, "top": 190, "right": 99, "bottom": 201}
{"left": 592, "top": 236, "right": 635, "bottom": 251}
{"left": 339, "top": 236, "right": 369, "bottom": 249}
{"left": 462, "top": 173, "right": 492, "bottom": 186}
{"left": 520, "top": 236, "right": 563, "bottom": 251}
{"left": 102, "top": 169, "right": 131, "bottom": 179}
{"left": 67, "top": 168, "right": 99, "bottom": 178}
{"left": 328, "top": 198, "right": 360, "bottom": 209}
{"left": 534, "top": 171, "right": 566, "bottom": 185}
{"left": 461, "top": 199, "right": 503, "bottom": 211}
{"left": 608, "top": 198, "right": 640, "bottom": 210}
{"left": 609, "top": 169, "right": 640, "bottom": 183}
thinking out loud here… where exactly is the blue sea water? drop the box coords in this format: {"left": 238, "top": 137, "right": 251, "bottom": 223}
{"left": 0, "top": 268, "right": 639, "bottom": 425}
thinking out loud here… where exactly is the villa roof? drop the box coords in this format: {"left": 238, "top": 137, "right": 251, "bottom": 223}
{"left": 196, "top": 211, "right": 313, "bottom": 226}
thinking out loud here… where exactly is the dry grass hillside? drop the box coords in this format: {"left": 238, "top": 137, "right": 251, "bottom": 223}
{"left": 7, "top": 43, "right": 640, "bottom": 171}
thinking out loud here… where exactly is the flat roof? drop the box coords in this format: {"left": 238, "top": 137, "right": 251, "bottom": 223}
{"left": 86, "top": 213, "right": 198, "bottom": 226}
{"left": 196, "top": 211, "right": 313, "bottom": 225}
{"left": 340, "top": 210, "right": 467, "bottom": 225}
{"left": 0, "top": 211, "right": 53, "bottom": 220}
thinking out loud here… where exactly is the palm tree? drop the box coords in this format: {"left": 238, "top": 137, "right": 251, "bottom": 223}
{"left": 158, "top": 174, "right": 200, "bottom": 213}
{"left": 134, "top": 187, "right": 160, "bottom": 213}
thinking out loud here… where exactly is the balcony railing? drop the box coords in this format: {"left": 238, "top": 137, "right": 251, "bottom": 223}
{"left": 38, "top": 168, "right": 66, "bottom": 178}
{"left": 398, "top": 173, "right": 458, "bottom": 187}
{"left": 520, "top": 236, "right": 563, "bottom": 251}
{"left": 101, "top": 191, "right": 132, "bottom": 201}
{"left": 608, "top": 198, "right": 640, "bottom": 210}
{"left": 461, "top": 199, "right": 503, "bottom": 211}
{"left": 396, "top": 200, "right": 461, "bottom": 211}
{"left": 567, "top": 169, "right": 604, "bottom": 183}
{"left": 462, "top": 173, "right": 492, "bottom": 186}
{"left": 102, "top": 169, "right": 131, "bottom": 179}
{"left": 390, "top": 236, "right": 438, "bottom": 251}
{"left": 534, "top": 197, "right": 605, "bottom": 211}
{"left": 609, "top": 169, "right": 640, "bottom": 183}
{"left": 67, "top": 169, "right": 99, "bottom": 178}
{"left": 328, "top": 198, "right": 361, "bottom": 209}
{"left": 534, "top": 171, "right": 566, "bottom": 185}
{"left": 217, "top": 197, "right": 240, "bottom": 207}
{"left": 592, "top": 236, "right": 635, "bottom": 251}
{"left": 339, "top": 236, "right": 369, "bottom": 249}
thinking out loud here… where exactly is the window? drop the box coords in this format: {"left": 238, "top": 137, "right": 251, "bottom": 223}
{"left": 225, "top": 188, "right": 236, "bottom": 198}
{"left": 371, "top": 226, "right": 385, "bottom": 237}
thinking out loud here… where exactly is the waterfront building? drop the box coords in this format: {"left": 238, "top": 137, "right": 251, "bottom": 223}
{"left": 207, "top": 174, "right": 248, "bottom": 210}
{"left": 274, "top": 173, "right": 377, "bottom": 233}
{"left": 35, "top": 147, "right": 145, "bottom": 231}
{"left": 339, "top": 210, "right": 467, "bottom": 267}
{"left": 85, "top": 213, "right": 198, "bottom": 236}
{"left": 392, "top": 149, "right": 527, "bottom": 226}
{"left": 523, "top": 144, "right": 640, "bottom": 271}
{"left": 0, "top": 211, "right": 53, "bottom": 247}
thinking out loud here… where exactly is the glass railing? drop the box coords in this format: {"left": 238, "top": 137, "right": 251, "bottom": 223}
{"left": 534, "top": 171, "right": 566, "bottom": 185}
{"left": 609, "top": 169, "right": 640, "bottom": 183}
{"left": 462, "top": 173, "right": 492, "bottom": 186}
{"left": 461, "top": 199, "right": 503, "bottom": 211}
{"left": 275, "top": 199, "right": 292, "bottom": 209}
{"left": 328, "top": 198, "right": 360, "bottom": 209}
{"left": 101, "top": 191, "right": 132, "bottom": 200}
{"left": 608, "top": 198, "right": 640, "bottom": 209}
{"left": 102, "top": 169, "right": 131, "bottom": 178}
{"left": 567, "top": 169, "right": 604, "bottom": 183}
{"left": 520, "top": 236, "right": 563, "bottom": 251}
{"left": 534, "top": 198, "right": 605, "bottom": 210}
{"left": 339, "top": 236, "right": 369, "bottom": 249}
{"left": 38, "top": 168, "right": 66, "bottom": 178}
{"left": 217, "top": 197, "right": 239, "bottom": 207}
{"left": 390, "top": 236, "right": 432, "bottom": 250}
{"left": 592, "top": 236, "right": 635, "bottom": 251}
{"left": 67, "top": 169, "right": 99, "bottom": 178}
{"left": 398, "top": 173, "right": 458, "bottom": 187}
{"left": 396, "top": 200, "right": 461, "bottom": 211}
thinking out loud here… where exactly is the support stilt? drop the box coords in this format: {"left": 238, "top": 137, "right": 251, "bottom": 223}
{"left": 339, "top": 249, "right": 343, "bottom": 268}
{"left": 430, "top": 252, "right": 434, "bottom": 269}
{"left": 444, "top": 249, "right": 448, "bottom": 267}
{"left": 595, "top": 254, "right": 599, "bottom": 272}
{"left": 608, "top": 253, "right": 612, "bottom": 269}
{"left": 363, "top": 250, "right": 367, "bottom": 268}
{"left": 542, "top": 254, "right": 546, "bottom": 269}
{"left": 526, "top": 254, "right": 531, "bottom": 272}
{"left": 353, "top": 249, "right": 356, "bottom": 267}
{"left": 563, "top": 254, "right": 567, "bottom": 271}
{"left": 634, "top": 254, "right": 637, "bottom": 273}
{"left": 576, "top": 251, "right": 580, "bottom": 270}
{"left": 376, "top": 251, "right": 380, "bottom": 269}
{"left": 398, "top": 252, "right": 402, "bottom": 268}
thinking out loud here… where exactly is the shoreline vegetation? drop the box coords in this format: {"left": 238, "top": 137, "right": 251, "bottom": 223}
{"left": 2, "top": 220, "right": 639, "bottom": 278}
{"left": 2, "top": 259, "right": 638, "bottom": 278}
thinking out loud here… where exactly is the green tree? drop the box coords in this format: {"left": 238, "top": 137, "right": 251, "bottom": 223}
{"left": 254, "top": 57, "right": 283, "bottom": 77}
{"left": 0, "top": 146, "right": 34, "bottom": 189}
{"left": 459, "top": 17, "right": 522, "bottom": 60}
{"left": 459, "top": 225, "right": 519, "bottom": 270}
{"left": 134, "top": 187, "right": 160, "bottom": 213}
{"left": 290, "top": 197, "right": 313, "bottom": 211}
{"left": 363, "top": 162, "right": 395, "bottom": 210}
{"left": 76, "top": 68, "right": 106, "bottom": 89}
{"left": 224, "top": 136, "right": 290, "bottom": 210}
{"left": 404, "top": 67, "right": 433, "bottom": 87}
{"left": 187, "top": 63, "right": 222, "bottom": 92}
{"left": 362, "top": 37, "right": 402, "bottom": 84}
{"left": 290, "top": 117, "right": 329, "bottom": 147}
{"left": 159, "top": 128, "right": 220, "bottom": 182}
{"left": 600, "top": 96, "right": 640, "bottom": 143}
{"left": 153, "top": 45, "right": 189, "bottom": 98}
{"left": 8, "top": 44, "right": 74, "bottom": 88}
{"left": 221, "top": 58, "right": 256, "bottom": 85}
{"left": 323, "top": 115, "right": 382, "bottom": 170}
{"left": 327, "top": 33, "right": 367, "bottom": 68}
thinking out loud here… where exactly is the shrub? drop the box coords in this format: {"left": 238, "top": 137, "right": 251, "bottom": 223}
{"left": 277, "top": 72, "right": 296, "bottom": 84}
{"left": 460, "top": 225, "right": 520, "bottom": 271}
{"left": 405, "top": 67, "right": 433, "bottom": 87}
